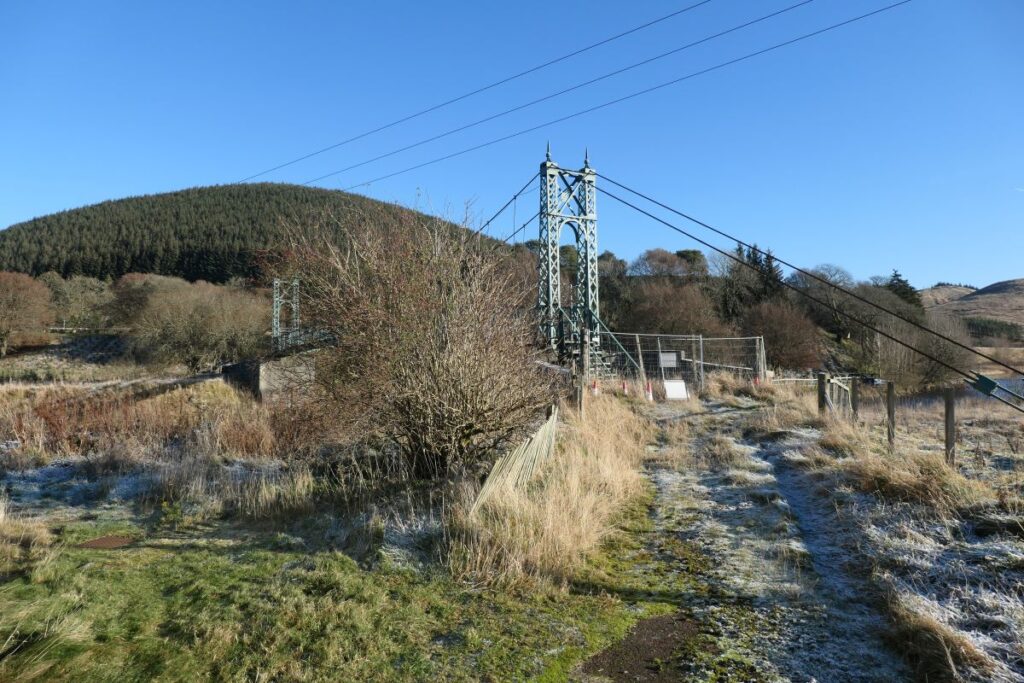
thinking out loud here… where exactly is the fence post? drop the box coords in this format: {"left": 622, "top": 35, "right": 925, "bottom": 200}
{"left": 757, "top": 336, "right": 767, "bottom": 383}
{"left": 634, "top": 334, "right": 646, "bottom": 386}
{"left": 691, "top": 337, "right": 698, "bottom": 387}
{"left": 817, "top": 372, "right": 828, "bottom": 415}
{"left": 944, "top": 387, "right": 956, "bottom": 466}
{"left": 886, "top": 381, "right": 896, "bottom": 450}
{"left": 698, "top": 335, "right": 705, "bottom": 391}
{"left": 851, "top": 379, "right": 860, "bottom": 420}
{"left": 655, "top": 336, "right": 666, "bottom": 382}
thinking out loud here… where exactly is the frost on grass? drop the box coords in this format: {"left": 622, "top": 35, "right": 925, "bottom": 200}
{"left": 644, "top": 403, "right": 910, "bottom": 682}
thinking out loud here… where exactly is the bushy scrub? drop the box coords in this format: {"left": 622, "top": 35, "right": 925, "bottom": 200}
{"left": 129, "top": 280, "right": 268, "bottom": 372}
{"left": 282, "top": 215, "right": 551, "bottom": 480}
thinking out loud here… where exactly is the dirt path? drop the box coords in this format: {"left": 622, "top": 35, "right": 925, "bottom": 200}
{"left": 579, "top": 401, "right": 911, "bottom": 682}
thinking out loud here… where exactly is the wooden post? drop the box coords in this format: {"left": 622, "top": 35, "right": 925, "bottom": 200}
{"left": 817, "top": 372, "right": 828, "bottom": 415}
{"left": 944, "top": 387, "right": 956, "bottom": 466}
{"left": 655, "top": 336, "right": 666, "bottom": 382}
{"left": 757, "top": 336, "right": 767, "bottom": 383}
{"left": 634, "top": 334, "right": 647, "bottom": 386}
{"left": 691, "top": 337, "right": 698, "bottom": 387}
{"left": 698, "top": 336, "right": 705, "bottom": 391}
{"left": 851, "top": 379, "right": 860, "bottom": 420}
{"left": 886, "top": 381, "right": 896, "bottom": 450}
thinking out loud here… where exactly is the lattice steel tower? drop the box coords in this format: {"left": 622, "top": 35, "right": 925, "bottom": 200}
{"left": 537, "top": 146, "right": 599, "bottom": 358}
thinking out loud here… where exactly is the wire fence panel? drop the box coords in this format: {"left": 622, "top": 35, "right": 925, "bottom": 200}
{"left": 597, "top": 332, "right": 764, "bottom": 389}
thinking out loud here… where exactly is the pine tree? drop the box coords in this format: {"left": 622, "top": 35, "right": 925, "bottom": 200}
{"left": 760, "top": 250, "right": 785, "bottom": 300}
{"left": 885, "top": 269, "right": 923, "bottom": 308}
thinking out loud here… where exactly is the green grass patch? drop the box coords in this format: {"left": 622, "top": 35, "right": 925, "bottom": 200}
{"left": 0, "top": 482, "right": 699, "bottom": 682}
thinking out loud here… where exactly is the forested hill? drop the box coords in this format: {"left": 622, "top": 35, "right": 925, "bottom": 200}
{"left": 0, "top": 183, "right": 430, "bottom": 282}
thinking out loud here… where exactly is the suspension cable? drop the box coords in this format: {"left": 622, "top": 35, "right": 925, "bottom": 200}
{"left": 499, "top": 211, "right": 540, "bottom": 245}
{"left": 471, "top": 173, "right": 538, "bottom": 238}
{"left": 599, "top": 186, "right": 1024, "bottom": 415}
{"left": 597, "top": 172, "right": 1024, "bottom": 378}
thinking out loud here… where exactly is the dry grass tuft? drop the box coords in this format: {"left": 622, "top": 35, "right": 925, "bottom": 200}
{"left": 818, "top": 416, "right": 867, "bottom": 457}
{"left": 447, "top": 395, "right": 651, "bottom": 587}
{"left": 886, "top": 593, "right": 996, "bottom": 682}
{"left": 697, "top": 434, "right": 746, "bottom": 469}
{"left": 143, "top": 454, "right": 320, "bottom": 521}
{"left": 0, "top": 380, "right": 290, "bottom": 470}
{"left": 839, "top": 448, "right": 994, "bottom": 514}
{"left": 701, "top": 371, "right": 750, "bottom": 400}
{"left": 661, "top": 418, "right": 690, "bottom": 446}
{"left": 0, "top": 495, "right": 53, "bottom": 575}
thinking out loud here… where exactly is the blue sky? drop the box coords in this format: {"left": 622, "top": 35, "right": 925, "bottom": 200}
{"left": 2, "top": 0, "right": 1021, "bottom": 288}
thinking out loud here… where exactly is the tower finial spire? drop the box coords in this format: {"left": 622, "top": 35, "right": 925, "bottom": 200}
{"left": 546, "top": 141, "right": 551, "bottom": 162}
{"left": 584, "top": 147, "right": 590, "bottom": 168}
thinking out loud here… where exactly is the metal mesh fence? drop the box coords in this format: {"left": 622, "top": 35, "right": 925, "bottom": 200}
{"left": 596, "top": 332, "right": 765, "bottom": 390}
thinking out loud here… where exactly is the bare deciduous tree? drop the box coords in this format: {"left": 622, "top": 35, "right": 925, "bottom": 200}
{"left": 131, "top": 281, "right": 268, "bottom": 372}
{"left": 621, "top": 280, "right": 733, "bottom": 336}
{"left": 0, "top": 272, "right": 54, "bottom": 356}
{"left": 741, "top": 300, "right": 821, "bottom": 370}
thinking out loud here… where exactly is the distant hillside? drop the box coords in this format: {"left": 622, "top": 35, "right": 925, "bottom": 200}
{"left": 923, "top": 279, "right": 1024, "bottom": 326}
{"left": 919, "top": 284, "right": 975, "bottom": 308}
{"left": 0, "top": 184, "right": 435, "bottom": 282}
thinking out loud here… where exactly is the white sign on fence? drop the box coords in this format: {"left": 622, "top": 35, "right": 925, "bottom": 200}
{"left": 663, "top": 380, "right": 689, "bottom": 400}
{"left": 659, "top": 352, "right": 678, "bottom": 368}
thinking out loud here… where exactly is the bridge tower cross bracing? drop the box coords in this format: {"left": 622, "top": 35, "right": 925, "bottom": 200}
{"left": 272, "top": 277, "right": 301, "bottom": 352}
{"left": 537, "top": 146, "right": 599, "bottom": 359}
{"left": 272, "top": 279, "right": 282, "bottom": 350}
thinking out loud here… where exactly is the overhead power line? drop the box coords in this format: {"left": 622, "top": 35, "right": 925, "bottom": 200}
{"left": 301, "top": 0, "right": 816, "bottom": 186}
{"left": 237, "top": 0, "right": 716, "bottom": 183}
{"left": 598, "top": 186, "right": 1024, "bottom": 415}
{"left": 596, "top": 172, "right": 1024, "bottom": 378}
{"left": 335, "top": 0, "right": 914, "bottom": 192}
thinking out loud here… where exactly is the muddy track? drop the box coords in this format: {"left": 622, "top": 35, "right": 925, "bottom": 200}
{"left": 578, "top": 402, "right": 911, "bottom": 682}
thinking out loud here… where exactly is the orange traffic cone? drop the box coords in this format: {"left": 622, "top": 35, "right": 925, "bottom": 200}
{"left": 645, "top": 380, "right": 654, "bottom": 402}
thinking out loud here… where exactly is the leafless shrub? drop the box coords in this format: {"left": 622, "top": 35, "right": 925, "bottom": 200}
{"left": 281, "top": 213, "right": 551, "bottom": 480}
{"left": 0, "top": 272, "right": 54, "bottom": 357}
{"left": 741, "top": 300, "right": 821, "bottom": 370}
{"left": 130, "top": 281, "right": 268, "bottom": 372}
{"left": 621, "top": 280, "right": 733, "bottom": 336}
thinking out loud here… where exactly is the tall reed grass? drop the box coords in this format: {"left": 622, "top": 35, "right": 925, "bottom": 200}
{"left": 447, "top": 395, "right": 652, "bottom": 587}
